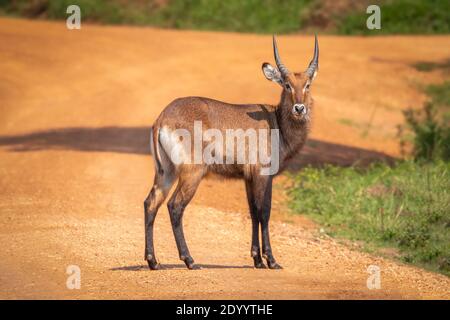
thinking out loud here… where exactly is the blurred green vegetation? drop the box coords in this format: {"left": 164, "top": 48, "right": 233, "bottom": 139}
{"left": 400, "top": 81, "right": 450, "bottom": 161}
{"left": 413, "top": 59, "right": 450, "bottom": 73}
{"left": 426, "top": 81, "right": 450, "bottom": 108}
{"left": 0, "top": 0, "right": 312, "bottom": 33}
{"left": 287, "top": 161, "right": 450, "bottom": 276}
{"left": 0, "top": 0, "right": 151, "bottom": 24}
{"left": 338, "top": 0, "right": 450, "bottom": 35}
{"left": 147, "top": 0, "right": 312, "bottom": 33}
{"left": 0, "top": 0, "right": 449, "bottom": 34}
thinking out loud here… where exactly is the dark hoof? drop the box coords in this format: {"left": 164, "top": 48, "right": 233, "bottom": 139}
{"left": 268, "top": 262, "right": 283, "bottom": 270}
{"left": 254, "top": 262, "right": 267, "bottom": 269}
{"left": 147, "top": 260, "right": 161, "bottom": 270}
{"left": 146, "top": 254, "right": 160, "bottom": 270}
{"left": 187, "top": 264, "right": 201, "bottom": 270}
{"left": 181, "top": 256, "right": 199, "bottom": 270}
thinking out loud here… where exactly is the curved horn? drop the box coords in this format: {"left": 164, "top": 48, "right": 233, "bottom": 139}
{"left": 306, "top": 34, "right": 319, "bottom": 78}
{"left": 273, "top": 35, "right": 290, "bottom": 77}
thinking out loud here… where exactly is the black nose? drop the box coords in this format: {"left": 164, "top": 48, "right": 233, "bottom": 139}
{"left": 293, "top": 104, "right": 306, "bottom": 114}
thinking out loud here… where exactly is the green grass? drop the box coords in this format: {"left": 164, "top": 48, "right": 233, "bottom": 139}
{"left": 0, "top": 0, "right": 313, "bottom": 33}
{"left": 400, "top": 81, "right": 450, "bottom": 161}
{"left": 287, "top": 161, "right": 450, "bottom": 276}
{"left": 148, "top": 0, "right": 312, "bottom": 33}
{"left": 47, "top": 0, "right": 123, "bottom": 23}
{"left": 2, "top": 0, "right": 448, "bottom": 34}
{"left": 413, "top": 59, "right": 450, "bottom": 73}
{"left": 337, "top": 0, "right": 450, "bottom": 35}
{"left": 0, "top": 0, "right": 155, "bottom": 25}
{"left": 425, "top": 81, "right": 450, "bottom": 108}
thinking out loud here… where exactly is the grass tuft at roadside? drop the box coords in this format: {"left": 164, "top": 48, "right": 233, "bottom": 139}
{"left": 287, "top": 160, "right": 450, "bottom": 276}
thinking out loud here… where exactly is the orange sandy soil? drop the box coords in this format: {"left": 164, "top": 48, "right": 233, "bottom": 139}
{"left": 0, "top": 17, "right": 449, "bottom": 299}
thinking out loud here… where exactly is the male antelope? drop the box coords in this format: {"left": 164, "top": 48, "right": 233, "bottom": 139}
{"left": 144, "top": 35, "right": 319, "bottom": 270}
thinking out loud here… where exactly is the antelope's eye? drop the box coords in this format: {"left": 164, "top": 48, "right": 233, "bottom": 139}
{"left": 305, "top": 83, "right": 310, "bottom": 91}
{"left": 285, "top": 83, "right": 292, "bottom": 91}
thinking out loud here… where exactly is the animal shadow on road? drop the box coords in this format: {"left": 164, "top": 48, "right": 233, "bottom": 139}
{"left": 110, "top": 264, "right": 253, "bottom": 271}
{"left": 0, "top": 126, "right": 394, "bottom": 168}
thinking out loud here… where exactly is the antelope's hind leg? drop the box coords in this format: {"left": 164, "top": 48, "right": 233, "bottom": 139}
{"left": 167, "top": 167, "right": 204, "bottom": 270}
{"left": 144, "top": 170, "right": 175, "bottom": 270}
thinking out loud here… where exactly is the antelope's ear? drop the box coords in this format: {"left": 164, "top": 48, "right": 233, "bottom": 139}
{"left": 262, "top": 63, "right": 283, "bottom": 86}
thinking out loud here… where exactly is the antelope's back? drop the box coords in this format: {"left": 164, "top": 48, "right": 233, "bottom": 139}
{"left": 156, "top": 96, "right": 277, "bottom": 131}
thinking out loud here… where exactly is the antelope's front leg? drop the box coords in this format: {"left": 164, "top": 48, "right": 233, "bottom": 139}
{"left": 252, "top": 175, "right": 282, "bottom": 269}
{"left": 245, "top": 180, "right": 266, "bottom": 268}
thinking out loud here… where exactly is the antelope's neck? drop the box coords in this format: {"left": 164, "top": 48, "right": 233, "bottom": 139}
{"left": 275, "top": 98, "right": 311, "bottom": 163}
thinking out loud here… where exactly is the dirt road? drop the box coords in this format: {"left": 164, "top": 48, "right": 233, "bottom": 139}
{"left": 0, "top": 18, "right": 449, "bottom": 299}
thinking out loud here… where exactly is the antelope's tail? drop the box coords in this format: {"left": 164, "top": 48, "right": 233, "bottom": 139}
{"left": 150, "top": 126, "right": 164, "bottom": 175}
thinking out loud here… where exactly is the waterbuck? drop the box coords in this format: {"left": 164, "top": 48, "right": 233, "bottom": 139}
{"left": 144, "top": 35, "right": 319, "bottom": 270}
